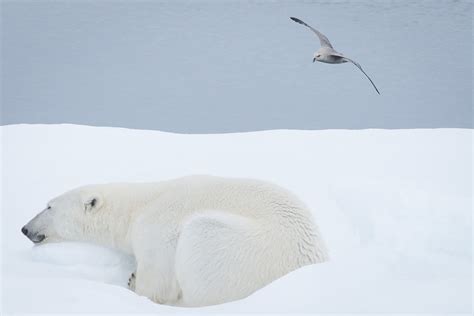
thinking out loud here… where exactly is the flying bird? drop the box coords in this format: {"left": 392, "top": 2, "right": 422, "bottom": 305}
{"left": 290, "top": 17, "right": 380, "bottom": 95}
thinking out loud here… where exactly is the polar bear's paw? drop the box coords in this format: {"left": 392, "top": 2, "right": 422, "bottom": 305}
{"left": 127, "top": 272, "right": 136, "bottom": 291}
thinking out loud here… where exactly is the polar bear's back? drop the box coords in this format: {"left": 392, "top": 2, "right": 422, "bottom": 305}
{"left": 159, "top": 175, "right": 310, "bottom": 219}
{"left": 96, "top": 175, "right": 310, "bottom": 221}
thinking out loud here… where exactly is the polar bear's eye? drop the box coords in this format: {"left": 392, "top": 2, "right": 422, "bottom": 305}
{"left": 47, "top": 206, "right": 51, "bottom": 210}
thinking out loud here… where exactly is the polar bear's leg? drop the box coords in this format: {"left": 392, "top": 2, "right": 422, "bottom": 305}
{"left": 133, "top": 255, "right": 181, "bottom": 305}
{"left": 131, "top": 228, "right": 182, "bottom": 305}
{"left": 175, "top": 212, "right": 269, "bottom": 307}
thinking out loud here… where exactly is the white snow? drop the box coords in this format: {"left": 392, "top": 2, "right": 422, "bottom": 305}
{"left": 1, "top": 124, "right": 472, "bottom": 314}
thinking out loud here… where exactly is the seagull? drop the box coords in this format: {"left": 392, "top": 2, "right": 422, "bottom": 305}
{"left": 290, "top": 17, "right": 380, "bottom": 94}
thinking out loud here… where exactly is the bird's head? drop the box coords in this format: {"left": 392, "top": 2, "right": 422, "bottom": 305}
{"left": 313, "top": 53, "right": 322, "bottom": 63}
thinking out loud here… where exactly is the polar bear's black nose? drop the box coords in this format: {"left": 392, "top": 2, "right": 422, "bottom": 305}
{"left": 21, "top": 226, "right": 28, "bottom": 236}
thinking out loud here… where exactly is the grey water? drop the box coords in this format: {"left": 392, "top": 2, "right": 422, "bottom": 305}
{"left": 1, "top": 0, "right": 472, "bottom": 133}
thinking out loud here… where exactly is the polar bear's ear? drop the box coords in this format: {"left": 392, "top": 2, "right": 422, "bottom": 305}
{"left": 84, "top": 196, "right": 102, "bottom": 212}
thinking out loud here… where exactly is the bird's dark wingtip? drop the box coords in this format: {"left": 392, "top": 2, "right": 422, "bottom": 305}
{"left": 290, "top": 17, "right": 301, "bottom": 23}
{"left": 290, "top": 17, "right": 308, "bottom": 27}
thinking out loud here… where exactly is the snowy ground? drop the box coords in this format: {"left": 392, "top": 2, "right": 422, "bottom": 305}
{"left": 1, "top": 124, "right": 472, "bottom": 314}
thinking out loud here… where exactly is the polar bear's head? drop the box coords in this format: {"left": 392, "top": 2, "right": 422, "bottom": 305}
{"left": 21, "top": 187, "right": 104, "bottom": 244}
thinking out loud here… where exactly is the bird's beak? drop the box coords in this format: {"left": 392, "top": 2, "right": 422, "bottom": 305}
{"left": 312, "top": 58, "right": 316, "bottom": 63}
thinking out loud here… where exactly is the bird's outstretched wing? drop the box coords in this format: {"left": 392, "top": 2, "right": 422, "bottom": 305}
{"left": 343, "top": 57, "right": 380, "bottom": 95}
{"left": 290, "top": 17, "right": 333, "bottom": 48}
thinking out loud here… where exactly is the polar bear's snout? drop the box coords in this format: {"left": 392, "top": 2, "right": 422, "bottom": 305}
{"left": 21, "top": 225, "right": 46, "bottom": 243}
{"left": 21, "top": 220, "right": 47, "bottom": 244}
{"left": 22, "top": 207, "right": 55, "bottom": 244}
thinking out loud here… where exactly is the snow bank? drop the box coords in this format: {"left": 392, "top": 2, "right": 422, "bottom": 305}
{"left": 1, "top": 124, "right": 471, "bottom": 314}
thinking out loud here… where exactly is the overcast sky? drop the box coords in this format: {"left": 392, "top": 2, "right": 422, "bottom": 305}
{"left": 2, "top": 0, "right": 472, "bottom": 133}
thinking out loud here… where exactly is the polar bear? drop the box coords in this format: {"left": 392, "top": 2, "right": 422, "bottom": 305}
{"left": 21, "top": 175, "right": 328, "bottom": 307}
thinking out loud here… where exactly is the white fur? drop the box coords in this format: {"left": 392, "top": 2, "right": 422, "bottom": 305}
{"left": 23, "top": 175, "right": 328, "bottom": 306}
